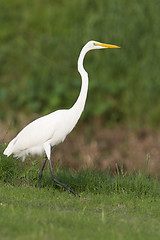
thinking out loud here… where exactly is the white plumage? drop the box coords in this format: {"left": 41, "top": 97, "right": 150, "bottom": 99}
{"left": 4, "top": 109, "right": 77, "bottom": 160}
{"left": 4, "top": 40, "right": 120, "bottom": 195}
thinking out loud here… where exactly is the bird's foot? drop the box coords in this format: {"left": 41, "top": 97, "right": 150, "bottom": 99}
{"left": 53, "top": 178, "right": 80, "bottom": 197}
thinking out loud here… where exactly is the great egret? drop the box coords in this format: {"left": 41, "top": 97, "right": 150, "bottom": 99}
{"left": 4, "top": 40, "right": 120, "bottom": 196}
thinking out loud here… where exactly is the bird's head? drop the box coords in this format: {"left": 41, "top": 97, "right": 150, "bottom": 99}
{"left": 78, "top": 40, "right": 120, "bottom": 73}
{"left": 86, "top": 40, "right": 120, "bottom": 51}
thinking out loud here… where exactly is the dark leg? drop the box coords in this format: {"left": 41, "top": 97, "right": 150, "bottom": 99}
{"left": 39, "top": 156, "right": 47, "bottom": 189}
{"left": 48, "top": 159, "right": 80, "bottom": 197}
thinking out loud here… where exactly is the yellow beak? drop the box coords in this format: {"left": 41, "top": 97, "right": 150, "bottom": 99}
{"left": 94, "top": 42, "right": 120, "bottom": 48}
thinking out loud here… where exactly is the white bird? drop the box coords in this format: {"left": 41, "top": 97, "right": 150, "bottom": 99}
{"left": 4, "top": 40, "right": 120, "bottom": 196}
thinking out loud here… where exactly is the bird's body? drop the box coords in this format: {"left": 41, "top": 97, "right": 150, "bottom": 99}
{"left": 4, "top": 40, "right": 120, "bottom": 195}
{"left": 4, "top": 109, "right": 79, "bottom": 161}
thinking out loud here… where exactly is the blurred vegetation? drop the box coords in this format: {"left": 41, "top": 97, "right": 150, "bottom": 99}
{"left": 0, "top": 0, "right": 160, "bottom": 128}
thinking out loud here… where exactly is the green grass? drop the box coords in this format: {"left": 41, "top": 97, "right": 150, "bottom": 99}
{"left": 1, "top": 184, "right": 160, "bottom": 240}
{"left": 0, "top": 153, "right": 160, "bottom": 239}
{"left": 1, "top": 145, "right": 160, "bottom": 239}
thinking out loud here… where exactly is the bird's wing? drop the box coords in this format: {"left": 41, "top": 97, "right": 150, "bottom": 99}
{"left": 16, "top": 116, "right": 56, "bottom": 150}
{"left": 4, "top": 113, "right": 58, "bottom": 156}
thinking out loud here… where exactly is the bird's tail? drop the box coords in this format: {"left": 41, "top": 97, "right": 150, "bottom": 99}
{"left": 3, "top": 138, "right": 17, "bottom": 157}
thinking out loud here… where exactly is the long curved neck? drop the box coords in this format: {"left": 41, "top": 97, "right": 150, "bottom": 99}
{"left": 70, "top": 46, "right": 89, "bottom": 121}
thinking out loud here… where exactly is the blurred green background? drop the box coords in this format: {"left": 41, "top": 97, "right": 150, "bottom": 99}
{"left": 0, "top": 0, "right": 160, "bottom": 128}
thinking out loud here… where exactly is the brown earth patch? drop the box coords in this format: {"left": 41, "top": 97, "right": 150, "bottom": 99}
{"left": 54, "top": 126, "right": 160, "bottom": 176}
{"left": 1, "top": 120, "right": 160, "bottom": 176}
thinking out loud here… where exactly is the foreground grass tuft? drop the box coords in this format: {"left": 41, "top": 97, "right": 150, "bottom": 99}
{"left": 0, "top": 145, "right": 159, "bottom": 197}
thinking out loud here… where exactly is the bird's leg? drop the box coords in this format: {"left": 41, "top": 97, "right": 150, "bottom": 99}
{"left": 48, "top": 158, "right": 80, "bottom": 197}
{"left": 39, "top": 156, "right": 47, "bottom": 189}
